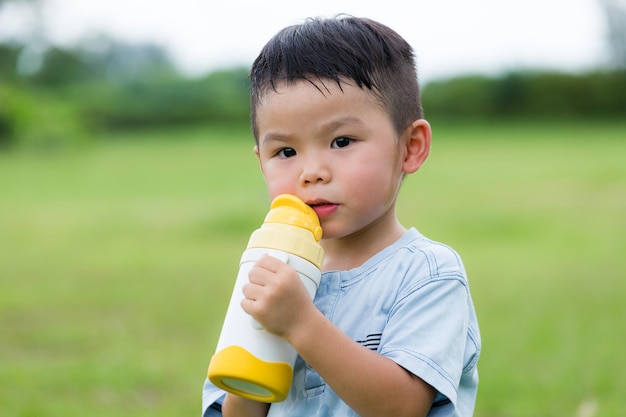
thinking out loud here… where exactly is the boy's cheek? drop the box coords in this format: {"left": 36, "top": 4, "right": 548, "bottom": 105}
{"left": 264, "top": 177, "right": 295, "bottom": 199}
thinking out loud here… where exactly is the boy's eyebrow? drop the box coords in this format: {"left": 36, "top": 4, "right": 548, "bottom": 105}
{"left": 319, "top": 116, "right": 364, "bottom": 133}
{"left": 260, "top": 116, "right": 365, "bottom": 146}
{"left": 260, "top": 132, "right": 292, "bottom": 146}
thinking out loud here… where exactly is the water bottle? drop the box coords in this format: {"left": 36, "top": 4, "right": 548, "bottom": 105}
{"left": 207, "top": 194, "right": 324, "bottom": 403}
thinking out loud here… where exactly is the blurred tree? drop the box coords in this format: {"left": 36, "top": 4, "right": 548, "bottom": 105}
{"left": 0, "top": 0, "right": 254, "bottom": 149}
{"left": 0, "top": 43, "right": 20, "bottom": 79}
{"left": 422, "top": 70, "right": 626, "bottom": 121}
{"left": 28, "top": 46, "right": 90, "bottom": 85}
{"left": 600, "top": 0, "right": 626, "bottom": 68}
{"left": 89, "top": 39, "right": 178, "bottom": 83}
{"left": 27, "top": 38, "right": 177, "bottom": 86}
{"left": 0, "top": 0, "right": 46, "bottom": 75}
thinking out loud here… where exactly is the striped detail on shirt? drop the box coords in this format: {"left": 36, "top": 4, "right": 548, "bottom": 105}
{"left": 356, "top": 333, "right": 382, "bottom": 351}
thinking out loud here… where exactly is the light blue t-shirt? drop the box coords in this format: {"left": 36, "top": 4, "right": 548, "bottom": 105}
{"left": 203, "top": 228, "right": 481, "bottom": 417}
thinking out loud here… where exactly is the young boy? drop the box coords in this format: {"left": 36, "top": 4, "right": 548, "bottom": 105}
{"left": 203, "top": 15, "right": 480, "bottom": 417}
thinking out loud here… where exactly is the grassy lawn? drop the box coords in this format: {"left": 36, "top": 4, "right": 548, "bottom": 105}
{"left": 1, "top": 121, "right": 624, "bottom": 416}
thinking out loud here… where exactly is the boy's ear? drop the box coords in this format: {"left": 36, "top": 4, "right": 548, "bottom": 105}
{"left": 253, "top": 145, "right": 265, "bottom": 173}
{"left": 402, "top": 119, "right": 432, "bottom": 174}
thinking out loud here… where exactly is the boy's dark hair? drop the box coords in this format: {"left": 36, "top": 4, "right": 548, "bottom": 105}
{"left": 249, "top": 15, "right": 423, "bottom": 142}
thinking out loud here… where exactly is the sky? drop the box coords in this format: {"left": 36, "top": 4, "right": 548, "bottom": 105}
{"left": 0, "top": 0, "right": 611, "bottom": 82}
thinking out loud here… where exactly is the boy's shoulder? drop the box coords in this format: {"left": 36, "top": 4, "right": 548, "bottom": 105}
{"left": 396, "top": 228, "right": 465, "bottom": 272}
{"left": 336, "top": 228, "right": 467, "bottom": 290}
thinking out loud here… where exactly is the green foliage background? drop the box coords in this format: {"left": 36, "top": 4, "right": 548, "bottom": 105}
{"left": 1, "top": 40, "right": 625, "bottom": 151}
{"left": 1, "top": 121, "right": 625, "bottom": 417}
{"left": 422, "top": 70, "right": 626, "bottom": 121}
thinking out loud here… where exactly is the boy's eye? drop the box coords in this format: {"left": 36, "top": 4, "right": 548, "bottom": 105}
{"left": 278, "top": 148, "right": 297, "bottom": 158}
{"left": 331, "top": 137, "right": 352, "bottom": 148}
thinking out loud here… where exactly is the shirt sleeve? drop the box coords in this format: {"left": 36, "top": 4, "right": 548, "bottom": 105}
{"left": 379, "top": 273, "right": 471, "bottom": 407}
{"left": 202, "top": 378, "right": 226, "bottom": 416}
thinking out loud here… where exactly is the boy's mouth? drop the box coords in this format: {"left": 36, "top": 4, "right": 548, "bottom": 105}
{"left": 308, "top": 201, "right": 338, "bottom": 218}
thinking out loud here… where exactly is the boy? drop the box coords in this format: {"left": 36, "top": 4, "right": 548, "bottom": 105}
{"left": 203, "top": 15, "right": 480, "bottom": 417}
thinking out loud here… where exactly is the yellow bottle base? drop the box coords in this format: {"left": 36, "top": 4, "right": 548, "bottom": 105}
{"left": 208, "top": 345, "right": 293, "bottom": 403}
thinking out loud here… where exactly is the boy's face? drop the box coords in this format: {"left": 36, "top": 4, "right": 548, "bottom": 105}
{"left": 254, "top": 79, "right": 420, "bottom": 241}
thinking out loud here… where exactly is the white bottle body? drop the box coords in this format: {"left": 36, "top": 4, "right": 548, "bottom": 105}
{"left": 214, "top": 247, "right": 321, "bottom": 365}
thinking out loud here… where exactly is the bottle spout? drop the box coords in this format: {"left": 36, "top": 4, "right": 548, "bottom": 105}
{"left": 264, "top": 194, "right": 323, "bottom": 242}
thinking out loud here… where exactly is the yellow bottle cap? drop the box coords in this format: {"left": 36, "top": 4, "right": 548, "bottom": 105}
{"left": 264, "top": 195, "right": 322, "bottom": 241}
{"left": 247, "top": 195, "right": 324, "bottom": 269}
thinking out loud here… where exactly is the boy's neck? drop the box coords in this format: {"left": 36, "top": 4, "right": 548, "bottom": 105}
{"left": 321, "top": 218, "right": 406, "bottom": 272}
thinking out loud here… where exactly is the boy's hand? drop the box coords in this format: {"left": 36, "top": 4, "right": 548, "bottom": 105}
{"left": 241, "top": 254, "right": 315, "bottom": 339}
{"left": 222, "top": 393, "right": 269, "bottom": 417}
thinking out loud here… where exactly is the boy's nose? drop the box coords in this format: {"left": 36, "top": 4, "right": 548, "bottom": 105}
{"left": 299, "top": 156, "right": 330, "bottom": 185}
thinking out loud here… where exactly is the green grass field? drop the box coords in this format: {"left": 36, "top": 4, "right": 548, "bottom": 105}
{"left": 1, "top": 121, "right": 624, "bottom": 417}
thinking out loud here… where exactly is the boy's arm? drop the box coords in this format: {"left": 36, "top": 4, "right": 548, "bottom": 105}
{"left": 243, "top": 255, "right": 436, "bottom": 417}
{"left": 287, "top": 307, "right": 436, "bottom": 417}
{"left": 222, "top": 393, "right": 270, "bottom": 417}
